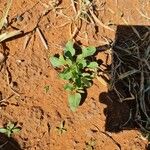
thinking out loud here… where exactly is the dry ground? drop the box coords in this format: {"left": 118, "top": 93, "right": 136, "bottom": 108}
{"left": 0, "top": 0, "right": 150, "bottom": 149}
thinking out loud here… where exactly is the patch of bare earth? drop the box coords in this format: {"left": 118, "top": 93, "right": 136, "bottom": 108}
{"left": 0, "top": 0, "right": 149, "bottom": 149}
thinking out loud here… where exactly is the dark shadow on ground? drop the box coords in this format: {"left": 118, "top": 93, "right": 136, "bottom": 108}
{"left": 146, "top": 144, "right": 150, "bottom": 150}
{"left": 0, "top": 133, "right": 21, "bottom": 150}
{"left": 99, "top": 25, "right": 150, "bottom": 132}
{"left": 100, "top": 92, "right": 136, "bottom": 132}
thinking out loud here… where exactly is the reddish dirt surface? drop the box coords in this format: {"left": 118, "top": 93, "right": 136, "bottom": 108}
{"left": 0, "top": 0, "right": 150, "bottom": 150}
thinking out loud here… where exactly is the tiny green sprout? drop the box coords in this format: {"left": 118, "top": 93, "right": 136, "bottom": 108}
{"left": 85, "top": 138, "right": 96, "bottom": 150}
{"left": 56, "top": 120, "right": 67, "bottom": 135}
{"left": 50, "top": 41, "right": 98, "bottom": 111}
{"left": 44, "top": 85, "right": 50, "bottom": 93}
{"left": 0, "top": 122, "right": 21, "bottom": 137}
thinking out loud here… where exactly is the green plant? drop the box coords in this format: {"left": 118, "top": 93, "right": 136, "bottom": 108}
{"left": 50, "top": 41, "right": 98, "bottom": 111}
{"left": 44, "top": 85, "right": 50, "bottom": 93}
{"left": 0, "top": 122, "right": 21, "bottom": 137}
{"left": 85, "top": 138, "right": 96, "bottom": 150}
{"left": 56, "top": 120, "right": 67, "bottom": 135}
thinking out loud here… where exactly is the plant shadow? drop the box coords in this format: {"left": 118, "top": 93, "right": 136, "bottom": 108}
{"left": 99, "top": 25, "right": 150, "bottom": 132}
{"left": 79, "top": 90, "right": 88, "bottom": 105}
{"left": 99, "top": 92, "right": 136, "bottom": 132}
{"left": 0, "top": 133, "right": 21, "bottom": 150}
{"left": 146, "top": 144, "right": 150, "bottom": 150}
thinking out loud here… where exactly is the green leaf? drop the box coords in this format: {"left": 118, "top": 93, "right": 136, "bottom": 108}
{"left": 82, "top": 73, "right": 91, "bottom": 77}
{"left": 7, "top": 122, "right": 15, "bottom": 129}
{"left": 64, "top": 83, "right": 75, "bottom": 91}
{"left": 82, "top": 77, "right": 92, "bottom": 87}
{"left": 50, "top": 56, "right": 62, "bottom": 68}
{"left": 68, "top": 93, "right": 81, "bottom": 111}
{"left": 65, "top": 58, "right": 72, "bottom": 66}
{"left": 7, "top": 131, "right": 11, "bottom": 137}
{"left": 59, "top": 69, "right": 72, "bottom": 80}
{"left": 64, "top": 41, "right": 75, "bottom": 57}
{"left": 76, "top": 54, "right": 83, "bottom": 61}
{"left": 64, "top": 51, "right": 72, "bottom": 59}
{"left": 0, "top": 128, "right": 7, "bottom": 133}
{"left": 12, "top": 128, "right": 21, "bottom": 133}
{"left": 82, "top": 46, "right": 96, "bottom": 58}
{"left": 87, "top": 62, "right": 98, "bottom": 69}
{"left": 59, "top": 55, "right": 66, "bottom": 65}
{"left": 75, "top": 78, "right": 82, "bottom": 88}
{"left": 78, "top": 59, "right": 87, "bottom": 68}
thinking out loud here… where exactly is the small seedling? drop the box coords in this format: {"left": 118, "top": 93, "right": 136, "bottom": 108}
{"left": 44, "top": 85, "right": 50, "bottom": 93}
{"left": 56, "top": 120, "right": 67, "bottom": 135}
{"left": 85, "top": 138, "right": 96, "bottom": 150}
{"left": 0, "top": 122, "right": 21, "bottom": 137}
{"left": 50, "top": 41, "right": 98, "bottom": 111}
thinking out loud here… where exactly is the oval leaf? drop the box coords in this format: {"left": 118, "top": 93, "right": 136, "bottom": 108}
{"left": 50, "top": 56, "right": 62, "bottom": 68}
{"left": 87, "top": 62, "right": 98, "bottom": 69}
{"left": 68, "top": 93, "right": 81, "bottom": 111}
{"left": 78, "top": 59, "right": 87, "bottom": 68}
{"left": 64, "top": 41, "right": 75, "bottom": 57}
{"left": 59, "top": 55, "right": 66, "bottom": 65}
{"left": 82, "top": 46, "right": 96, "bottom": 58}
{"left": 59, "top": 69, "right": 72, "bottom": 80}
{"left": 65, "top": 58, "right": 72, "bottom": 66}
{"left": 12, "top": 128, "right": 21, "bottom": 133}
{"left": 76, "top": 54, "right": 83, "bottom": 62}
{"left": 7, "top": 122, "right": 15, "bottom": 129}
{"left": 0, "top": 128, "right": 7, "bottom": 133}
{"left": 64, "top": 83, "right": 74, "bottom": 91}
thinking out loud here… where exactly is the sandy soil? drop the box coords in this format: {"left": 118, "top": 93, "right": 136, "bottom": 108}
{"left": 0, "top": 0, "right": 150, "bottom": 149}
